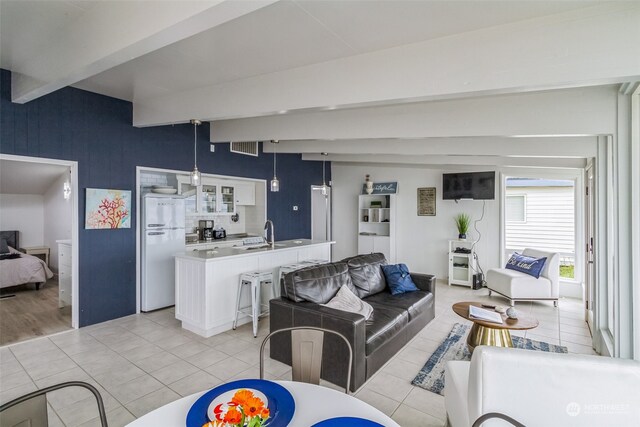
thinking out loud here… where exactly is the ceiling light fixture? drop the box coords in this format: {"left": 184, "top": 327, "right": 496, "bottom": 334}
{"left": 190, "top": 119, "right": 202, "bottom": 186}
{"left": 321, "top": 152, "right": 330, "bottom": 196}
{"left": 270, "top": 140, "right": 280, "bottom": 192}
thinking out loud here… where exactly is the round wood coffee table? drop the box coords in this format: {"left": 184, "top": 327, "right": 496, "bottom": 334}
{"left": 452, "top": 302, "right": 539, "bottom": 352}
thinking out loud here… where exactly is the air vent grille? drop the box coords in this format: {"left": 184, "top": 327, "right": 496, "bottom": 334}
{"left": 230, "top": 141, "right": 259, "bottom": 157}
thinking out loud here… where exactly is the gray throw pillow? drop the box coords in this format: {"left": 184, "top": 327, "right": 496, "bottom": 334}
{"left": 322, "top": 284, "right": 373, "bottom": 320}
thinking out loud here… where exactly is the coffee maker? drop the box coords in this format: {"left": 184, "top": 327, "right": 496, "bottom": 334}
{"left": 199, "top": 220, "right": 214, "bottom": 241}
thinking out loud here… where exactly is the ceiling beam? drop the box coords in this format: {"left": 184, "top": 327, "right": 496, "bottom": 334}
{"left": 135, "top": 3, "right": 640, "bottom": 126}
{"left": 211, "top": 86, "right": 617, "bottom": 142}
{"left": 301, "top": 153, "right": 587, "bottom": 170}
{"left": 10, "top": 0, "right": 279, "bottom": 104}
{"left": 263, "top": 137, "right": 597, "bottom": 158}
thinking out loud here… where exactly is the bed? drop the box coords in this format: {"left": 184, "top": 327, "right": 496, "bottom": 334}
{"left": 1, "top": 231, "right": 54, "bottom": 290}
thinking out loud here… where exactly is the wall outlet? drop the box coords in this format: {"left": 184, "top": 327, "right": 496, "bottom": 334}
{"left": 210, "top": 144, "right": 215, "bottom": 152}
{"left": 293, "top": 206, "right": 298, "bottom": 211}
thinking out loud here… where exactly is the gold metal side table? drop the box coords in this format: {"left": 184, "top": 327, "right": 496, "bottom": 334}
{"left": 452, "top": 302, "right": 539, "bottom": 353}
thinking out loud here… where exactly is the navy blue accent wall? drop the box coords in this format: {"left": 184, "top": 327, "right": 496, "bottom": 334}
{"left": 0, "top": 69, "right": 330, "bottom": 326}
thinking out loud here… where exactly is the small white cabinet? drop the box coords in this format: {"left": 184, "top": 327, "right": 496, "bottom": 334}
{"left": 57, "top": 240, "right": 72, "bottom": 308}
{"left": 234, "top": 182, "right": 256, "bottom": 205}
{"left": 357, "top": 194, "right": 396, "bottom": 263}
{"left": 448, "top": 240, "right": 476, "bottom": 287}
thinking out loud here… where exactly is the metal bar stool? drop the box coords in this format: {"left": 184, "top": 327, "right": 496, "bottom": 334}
{"left": 233, "top": 270, "right": 274, "bottom": 337}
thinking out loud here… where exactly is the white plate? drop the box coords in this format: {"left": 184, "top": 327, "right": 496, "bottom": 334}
{"left": 151, "top": 188, "right": 178, "bottom": 194}
{"left": 207, "top": 388, "right": 268, "bottom": 421}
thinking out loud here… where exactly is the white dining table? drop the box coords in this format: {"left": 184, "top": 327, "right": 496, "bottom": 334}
{"left": 126, "top": 380, "right": 399, "bottom": 426}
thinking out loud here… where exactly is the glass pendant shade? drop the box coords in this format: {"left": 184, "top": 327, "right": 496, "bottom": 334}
{"left": 270, "top": 177, "right": 280, "bottom": 192}
{"left": 191, "top": 119, "right": 202, "bottom": 187}
{"left": 190, "top": 167, "right": 201, "bottom": 186}
{"left": 270, "top": 140, "right": 280, "bottom": 192}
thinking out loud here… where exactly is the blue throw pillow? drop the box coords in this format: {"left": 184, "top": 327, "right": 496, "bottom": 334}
{"left": 381, "top": 264, "right": 419, "bottom": 295}
{"left": 505, "top": 253, "right": 547, "bottom": 278}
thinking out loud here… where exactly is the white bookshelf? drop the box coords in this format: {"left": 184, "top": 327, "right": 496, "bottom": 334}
{"left": 448, "top": 240, "right": 476, "bottom": 287}
{"left": 358, "top": 194, "right": 396, "bottom": 262}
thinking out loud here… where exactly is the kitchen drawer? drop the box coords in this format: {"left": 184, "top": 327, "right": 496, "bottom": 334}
{"left": 59, "top": 244, "right": 72, "bottom": 266}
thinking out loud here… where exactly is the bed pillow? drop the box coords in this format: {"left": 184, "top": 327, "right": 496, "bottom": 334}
{"left": 0, "top": 238, "right": 9, "bottom": 255}
{"left": 322, "top": 284, "right": 373, "bottom": 320}
{"left": 505, "top": 253, "right": 547, "bottom": 279}
{"left": 381, "top": 263, "right": 419, "bottom": 295}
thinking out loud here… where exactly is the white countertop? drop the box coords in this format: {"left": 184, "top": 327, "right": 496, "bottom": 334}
{"left": 185, "top": 234, "right": 260, "bottom": 247}
{"left": 176, "top": 239, "right": 334, "bottom": 262}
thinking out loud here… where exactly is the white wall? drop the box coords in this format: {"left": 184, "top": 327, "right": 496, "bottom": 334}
{"left": 332, "top": 164, "right": 499, "bottom": 279}
{"left": 43, "top": 172, "right": 72, "bottom": 272}
{"left": 0, "top": 194, "right": 44, "bottom": 247}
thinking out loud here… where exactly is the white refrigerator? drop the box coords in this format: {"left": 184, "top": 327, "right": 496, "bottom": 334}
{"left": 142, "top": 194, "right": 186, "bottom": 312}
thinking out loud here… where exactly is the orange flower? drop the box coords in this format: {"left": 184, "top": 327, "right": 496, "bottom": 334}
{"left": 231, "top": 389, "right": 255, "bottom": 407}
{"left": 223, "top": 406, "right": 243, "bottom": 424}
{"left": 244, "top": 396, "right": 265, "bottom": 417}
{"left": 260, "top": 407, "right": 270, "bottom": 419}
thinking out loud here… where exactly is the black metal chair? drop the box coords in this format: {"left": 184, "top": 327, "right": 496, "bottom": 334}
{"left": 259, "top": 326, "right": 353, "bottom": 394}
{"left": 0, "top": 381, "right": 108, "bottom": 427}
{"left": 472, "top": 412, "right": 526, "bottom": 427}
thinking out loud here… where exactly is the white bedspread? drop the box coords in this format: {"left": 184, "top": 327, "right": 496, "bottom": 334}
{"left": 0, "top": 247, "right": 54, "bottom": 289}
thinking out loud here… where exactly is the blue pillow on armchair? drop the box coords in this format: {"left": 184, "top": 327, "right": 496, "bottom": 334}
{"left": 505, "top": 253, "right": 547, "bottom": 278}
{"left": 381, "top": 263, "right": 419, "bottom": 295}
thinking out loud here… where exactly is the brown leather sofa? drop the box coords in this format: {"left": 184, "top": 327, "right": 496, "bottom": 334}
{"left": 269, "top": 253, "right": 436, "bottom": 392}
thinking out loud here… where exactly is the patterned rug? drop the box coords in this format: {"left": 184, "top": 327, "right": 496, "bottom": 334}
{"left": 411, "top": 323, "right": 568, "bottom": 395}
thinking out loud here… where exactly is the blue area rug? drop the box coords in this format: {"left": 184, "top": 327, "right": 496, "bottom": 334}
{"left": 411, "top": 323, "right": 568, "bottom": 395}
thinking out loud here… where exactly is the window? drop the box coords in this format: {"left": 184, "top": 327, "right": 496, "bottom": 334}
{"left": 506, "top": 195, "right": 526, "bottom": 222}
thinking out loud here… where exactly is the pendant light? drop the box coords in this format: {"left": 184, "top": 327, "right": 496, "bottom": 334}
{"left": 270, "top": 140, "right": 280, "bottom": 192}
{"left": 190, "top": 119, "right": 202, "bottom": 186}
{"left": 320, "top": 152, "right": 329, "bottom": 196}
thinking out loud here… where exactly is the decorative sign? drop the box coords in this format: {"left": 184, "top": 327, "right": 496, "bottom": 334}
{"left": 361, "top": 182, "right": 398, "bottom": 194}
{"left": 417, "top": 187, "right": 437, "bottom": 216}
{"left": 85, "top": 188, "right": 131, "bottom": 229}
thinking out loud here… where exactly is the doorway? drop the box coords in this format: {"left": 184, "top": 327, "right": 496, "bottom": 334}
{"left": 311, "top": 185, "right": 332, "bottom": 242}
{"left": 584, "top": 163, "right": 595, "bottom": 332}
{"left": 502, "top": 173, "right": 584, "bottom": 300}
{"left": 0, "top": 154, "right": 79, "bottom": 345}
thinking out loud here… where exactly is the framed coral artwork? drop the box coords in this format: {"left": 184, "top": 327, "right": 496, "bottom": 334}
{"left": 85, "top": 188, "right": 131, "bottom": 229}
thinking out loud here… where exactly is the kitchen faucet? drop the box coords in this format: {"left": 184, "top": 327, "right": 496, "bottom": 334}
{"left": 264, "top": 220, "right": 275, "bottom": 249}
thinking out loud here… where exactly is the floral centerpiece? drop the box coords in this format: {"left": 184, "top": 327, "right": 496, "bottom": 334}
{"left": 203, "top": 389, "right": 270, "bottom": 427}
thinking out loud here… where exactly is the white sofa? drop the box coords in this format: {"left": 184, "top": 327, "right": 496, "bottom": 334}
{"left": 445, "top": 346, "right": 640, "bottom": 427}
{"left": 486, "top": 248, "right": 559, "bottom": 307}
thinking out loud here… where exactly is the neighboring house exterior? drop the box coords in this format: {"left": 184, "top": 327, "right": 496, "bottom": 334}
{"left": 505, "top": 179, "right": 575, "bottom": 271}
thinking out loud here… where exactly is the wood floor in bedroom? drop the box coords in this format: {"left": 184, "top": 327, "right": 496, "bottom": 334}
{"left": 0, "top": 277, "right": 72, "bottom": 346}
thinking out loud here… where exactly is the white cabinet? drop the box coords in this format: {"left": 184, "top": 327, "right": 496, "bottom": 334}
{"left": 357, "top": 194, "right": 396, "bottom": 263}
{"left": 235, "top": 183, "right": 256, "bottom": 205}
{"left": 57, "top": 240, "right": 72, "bottom": 308}
{"left": 448, "top": 240, "right": 476, "bottom": 287}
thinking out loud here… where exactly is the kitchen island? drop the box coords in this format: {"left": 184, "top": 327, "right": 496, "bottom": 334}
{"left": 174, "top": 239, "right": 333, "bottom": 337}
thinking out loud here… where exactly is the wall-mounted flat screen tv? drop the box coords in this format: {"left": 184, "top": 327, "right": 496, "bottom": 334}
{"left": 442, "top": 171, "right": 496, "bottom": 200}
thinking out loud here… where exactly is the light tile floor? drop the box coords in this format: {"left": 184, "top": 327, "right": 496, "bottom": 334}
{"left": 0, "top": 282, "right": 595, "bottom": 426}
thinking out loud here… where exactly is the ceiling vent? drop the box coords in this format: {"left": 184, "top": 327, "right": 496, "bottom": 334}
{"left": 230, "top": 141, "right": 259, "bottom": 157}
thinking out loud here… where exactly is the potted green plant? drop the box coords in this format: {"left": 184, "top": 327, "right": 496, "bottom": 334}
{"left": 454, "top": 213, "right": 471, "bottom": 240}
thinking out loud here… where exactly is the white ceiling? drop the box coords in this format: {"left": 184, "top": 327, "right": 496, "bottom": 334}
{"left": 0, "top": 0, "right": 601, "bottom": 101}
{"left": 23, "top": 0, "right": 601, "bottom": 102}
{"left": 0, "top": 160, "right": 70, "bottom": 195}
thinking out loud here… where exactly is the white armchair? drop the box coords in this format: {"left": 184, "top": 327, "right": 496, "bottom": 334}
{"left": 486, "top": 248, "right": 559, "bottom": 306}
{"left": 445, "top": 346, "right": 640, "bottom": 427}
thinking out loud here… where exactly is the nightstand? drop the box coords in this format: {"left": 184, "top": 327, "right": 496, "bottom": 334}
{"left": 21, "top": 246, "right": 50, "bottom": 266}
